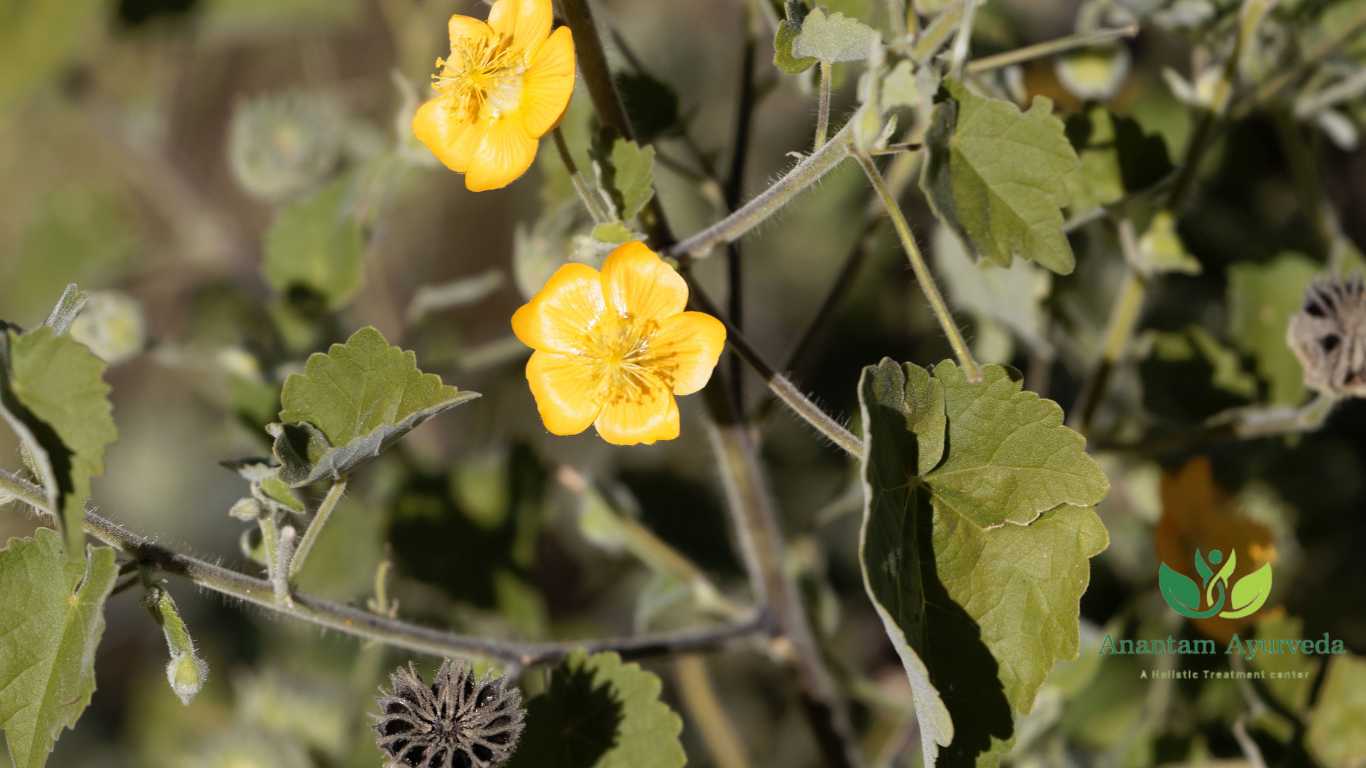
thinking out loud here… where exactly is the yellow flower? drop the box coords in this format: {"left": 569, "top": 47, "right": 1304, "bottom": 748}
{"left": 412, "top": 0, "right": 575, "bottom": 192}
{"left": 512, "top": 242, "right": 727, "bottom": 446}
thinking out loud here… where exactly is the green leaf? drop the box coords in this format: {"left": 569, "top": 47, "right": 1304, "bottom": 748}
{"left": 507, "top": 651, "right": 686, "bottom": 768}
{"left": 1307, "top": 655, "right": 1366, "bottom": 768}
{"left": 774, "top": 9, "right": 818, "bottom": 74}
{"left": 0, "top": 530, "right": 118, "bottom": 768}
{"left": 1064, "top": 106, "right": 1174, "bottom": 213}
{"left": 880, "top": 60, "right": 920, "bottom": 112}
{"left": 792, "top": 7, "right": 881, "bottom": 62}
{"left": 1227, "top": 253, "right": 1319, "bottom": 405}
{"left": 590, "top": 221, "right": 636, "bottom": 245}
{"left": 1136, "top": 211, "right": 1199, "bottom": 276}
{"left": 1, "top": 327, "right": 117, "bottom": 555}
{"left": 774, "top": 24, "right": 816, "bottom": 74}
{"left": 271, "top": 327, "right": 479, "bottom": 485}
{"left": 934, "top": 225, "right": 1054, "bottom": 356}
{"left": 263, "top": 176, "right": 364, "bottom": 311}
{"left": 925, "top": 361, "right": 1109, "bottom": 528}
{"left": 921, "top": 80, "right": 1082, "bottom": 275}
{"left": 597, "top": 140, "right": 657, "bottom": 223}
{"left": 858, "top": 360, "right": 1110, "bottom": 766}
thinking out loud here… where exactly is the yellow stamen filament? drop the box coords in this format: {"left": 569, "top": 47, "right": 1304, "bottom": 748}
{"left": 432, "top": 34, "right": 527, "bottom": 122}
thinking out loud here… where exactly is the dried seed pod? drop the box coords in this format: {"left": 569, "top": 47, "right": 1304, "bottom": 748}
{"left": 1287, "top": 275, "right": 1366, "bottom": 398}
{"left": 373, "top": 660, "right": 525, "bottom": 768}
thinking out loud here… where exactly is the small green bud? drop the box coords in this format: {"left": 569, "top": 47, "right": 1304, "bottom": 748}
{"left": 167, "top": 652, "right": 208, "bottom": 706}
{"left": 228, "top": 91, "right": 344, "bottom": 202}
{"left": 69, "top": 290, "right": 146, "bottom": 365}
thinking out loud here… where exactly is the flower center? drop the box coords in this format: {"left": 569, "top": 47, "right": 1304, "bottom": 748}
{"left": 433, "top": 34, "right": 526, "bottom": 122}
{"left": 582, "top": 313, "right": 678, "bottom": 405}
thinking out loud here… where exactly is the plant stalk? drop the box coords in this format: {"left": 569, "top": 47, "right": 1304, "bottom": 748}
{"left": 853, "top": 149, "right": 981, "bottom": 381}
{"left": 552, "top": 127, "right": 613, "bottom": 224}
{"left": 668, "top": 121, "right": 854, "bottom": 260}
{"left": 288, "top": 478, "right": 347, "bottom": 580}
{"left": 965, "top": 24, "right": 1139, "bottom": 75}
{"left": 0, "top": 469, "right": 764, "bottom": 667}
{"left": 815, "top": 60, "right": 833, "bottom": 150}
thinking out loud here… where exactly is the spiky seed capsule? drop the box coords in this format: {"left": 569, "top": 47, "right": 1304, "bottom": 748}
{"left": 373, "top": 660, "right": 525, "bottom": 768}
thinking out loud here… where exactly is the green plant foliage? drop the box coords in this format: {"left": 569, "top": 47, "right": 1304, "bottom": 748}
{"left": 921, "top": 80, "right": 1082, "bottom": 275}
{"left": 1307, "top": 655, "right": 1366, "bottom": 768}
{"left": 859, "top": 360, "right": 1109, "bottom": 766}
{"left": 934, "top": 225, "right": 1053, "bottom": 356}
{"left": 774, "top": 1, "right": 818, "bottom": 73}
{"left": 1, "top": 326, "right": 117, "bottom": 555}
{"left": 1065, "top": 106, "right": 1175, "bottom": 213}
{"left": 0, "top": 1, "right": 104, "bottom": 108}
{"left": 1135, "top": 211, "right": 1199, "bottom": 276}
{"left": 270, "top": 327, "right": 479, "bottom": 485}
{"left": 0, "top": 530, "right": 118, "bottom": 768}
{"left": 262, "top": 177, "right": 365, "bottom": 312}
{"left": 792, "top": 7, "right": 881, "bottom": 62}
{"left": 597, "top": 139, "right": 657, "bottom": 223}
{"left": 508, "top": 651, "right": 686, "bottom": 768}
{"left": 1227, "top": 253, "right": 1319, "bottom": 405}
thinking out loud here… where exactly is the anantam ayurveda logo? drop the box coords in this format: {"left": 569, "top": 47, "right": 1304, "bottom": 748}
{"left": 1158, "top": 546, "right": 1272, "bottom": 619}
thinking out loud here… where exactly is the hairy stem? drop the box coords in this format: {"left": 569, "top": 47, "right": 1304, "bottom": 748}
{"left": 853, "top": 148, "right": 981, "bottom": 381}
{"left": 552, "top": 127, "right": 612, "bottom": 224}
{"left": 703, "top": 404, "right": 864, "bottom": 768}
{"left": 965, "top": 24, "right": 1139, "bottom": 75}
{"left": 668, "top": 121, "right": 854, "bottom": 260}
{"left": 814, "top": 60, "right": 833, "bottom": 150}
{"left": 687, "top": 280, "right": 861, "bottom": 457}
{"left": 288, "top": 478, "right": 347, "bottom": 580}
{"left": 0, "top": 469, "right": 764, "bottom": 667}
{"left": 559, "top": 0, "right": 676, "bottom": 246}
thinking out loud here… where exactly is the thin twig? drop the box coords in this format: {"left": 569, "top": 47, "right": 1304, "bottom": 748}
{"left": 687, "top": 280, "right": 862, "bottom": 457}
{"left": 289, "top": 478, "right": 347, "bottom": 580}
{"left": 674, "top": 655, "right": 752, "bottom": 768}
{"left": 0, "top": 470, "right": 766, "bottom": 667}
{"left": 948, "top": 0, "right": 979, "bottom": 79}
{"left": 965, "top": 25, "right": 1139, "bottom": 75}
{"left": 814, "top": 61, "right": 833, "bottom": 150}
{"left": 853, "top": 148, "right": 981, "bottom": 381}
{"left": 727, "top": 14, "right": 759, "bottom": 413}
{"left": 668, "top": 122, "right": 855, "bottom": 260}
{"left": 552, "top": 126, "right": 613, "bottom": 224}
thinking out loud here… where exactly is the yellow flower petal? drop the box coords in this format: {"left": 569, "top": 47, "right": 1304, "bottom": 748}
{"left": 526, "top": 351, "right": 604, "bottom": 436}
{"left": 465, "top": 117, "right": 539, "bottom": 191}
{"left": 594, "top": 375, "right": 680, "bottom": 445}
{"left": 649, "top": 311, "right": 727, "bottom": 395}
{"left": 412, "top": 98, "right": 483, "bottom": 172}
{"left": 447, "top": 13, "right": 494, "bottom": 48}
{"left": 487, "top": 0, "right": 552, "bottom": 51}
{"left": 518, "top": 26, "right": 576, "bottom": 138}
{"left": 511, "top": 263, "right": 605, "bottom": 354}
{"left": 600, "top": 242, "right": 688, "bottom": 324}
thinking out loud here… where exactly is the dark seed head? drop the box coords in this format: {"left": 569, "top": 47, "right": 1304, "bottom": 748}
{"left": 373, "top": 660, "right": 525, "bottom": 768}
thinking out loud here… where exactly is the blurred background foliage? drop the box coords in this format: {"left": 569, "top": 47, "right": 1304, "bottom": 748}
{"left": 2, "top": 0, "right": 1366, "bottom": 765}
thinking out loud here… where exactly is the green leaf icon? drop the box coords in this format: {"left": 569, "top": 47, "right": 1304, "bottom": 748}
{"left": 1158, "top": 563, "right": 1203, "bottom": 618}
{"left": 1221, "top": 561, "right": 1273, "bottom": 619}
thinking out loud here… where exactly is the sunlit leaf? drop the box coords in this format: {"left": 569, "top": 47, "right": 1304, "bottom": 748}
{"left": 0, "top": 530, "right": 118, "bottom": 768}
{"left": 792, "top": 7, "right": 881, "bottom": 63}
{"left": 921, "top": 80, "right": 1081, "bottom": 274}
{"left": 1, "top": 326, "right": 117, "bottom": 555}
{"left": 270, "top": 327, "right": 478, "bottom": 485}
{"left": 858, "top": 359, "right": 1109, "bottom": 766}
{"left": 507, "top": 651, "right": 686, "bottom": 768}
{"left": 1307, "top": 655, "right": 1366, "bottom": 768}
{"left": 596, "top": 139, "right": 656, "bottom": 223}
